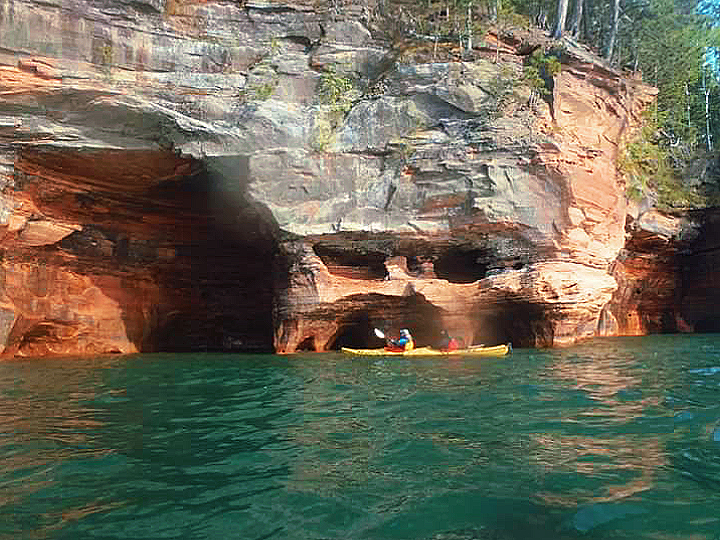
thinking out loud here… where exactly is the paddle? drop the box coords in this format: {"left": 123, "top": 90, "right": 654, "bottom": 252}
{"left": 375, "top": 327, "right": 400, "bottom": 350}
{"left": 375, "top": 328, "right": 410, "bottom": 350}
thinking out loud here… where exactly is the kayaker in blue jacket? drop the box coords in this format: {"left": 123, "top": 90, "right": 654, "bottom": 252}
{"left": 387, "top": 329, "right": 414, "bottom": 351}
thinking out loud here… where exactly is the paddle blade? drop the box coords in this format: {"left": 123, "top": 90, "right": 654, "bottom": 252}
{"left": 374, "top": 328, "right": 385, "bottom": 339}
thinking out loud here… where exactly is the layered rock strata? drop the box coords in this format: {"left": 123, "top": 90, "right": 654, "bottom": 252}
{"left": 0, "top": 0, "right": 673, "bottom": 355}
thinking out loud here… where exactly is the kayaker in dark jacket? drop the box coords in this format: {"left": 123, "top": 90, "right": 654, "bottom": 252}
{"left": 439, "top": 329, "right": 459, "bottom": 351}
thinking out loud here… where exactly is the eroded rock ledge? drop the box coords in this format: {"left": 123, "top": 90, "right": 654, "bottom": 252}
{"left": 1, "top": 0, "right": 702, "bottom": 356}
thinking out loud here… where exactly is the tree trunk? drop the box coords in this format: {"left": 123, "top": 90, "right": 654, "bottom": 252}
{"left": 467, "top": 0, "right": 473, "bottom": 53}
{"left": 553, "top": 0, "right": 569, "bottom": 38}
{"left": 534, "top": 0, "right": 548, "bottom": 31}
{"left": 632, "top": 38, "right": 639, "bottom": 73}
{"left": 605, "top": 0, "right": 621, "bottom": 61}
{"left": 706, "top": 88, "right": 712, "bottom": 150}
{"left": 570, "top": 0, "right": 583, "bottom": 38}
{"left": 704, "top": 68, "right": 713, "bottom": 151}
{"left": 495, "top": 0, "right": 501, "bottom": 63}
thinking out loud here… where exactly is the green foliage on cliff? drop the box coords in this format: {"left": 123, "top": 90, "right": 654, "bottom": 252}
{"left": 254, "top": 80, "right": 277, "bottom": 101}
{"left": 316, "top": 68, "right": 356, "bottom": 113}
{"left": 522, "top": 49, "right": 561, "bottom": 97}
{"left": 310, "top": 68, "right": 359, "bottom": 151}
{"left": 310, "top": 119, "right": 334, "bottom": 151}
{"left": 498, "top": 0, "right": 532, "bottom": 30}
{"left": 486, "top": 64, "right": 521, "bottom": 118}
{"left": 618, "top": 115, "right": 705, "bottom": 210}
{"left": 238, "top": 68, "right": 279, "bottom": 102}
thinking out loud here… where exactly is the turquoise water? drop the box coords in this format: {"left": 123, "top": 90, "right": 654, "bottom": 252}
{"left": 1, "top": 335, "right": 719, "bottom": 540}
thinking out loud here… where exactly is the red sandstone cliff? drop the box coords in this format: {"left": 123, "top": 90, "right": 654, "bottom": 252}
{"left": 0, "top": 0, "right": 688, "bottom": 356}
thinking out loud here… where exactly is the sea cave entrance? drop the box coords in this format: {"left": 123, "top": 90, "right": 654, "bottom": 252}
{"left": 325, "top": 293, "right": 447, "bottom": 350}
{"left": 150, "top": 155, "right": 280, "bottom": 352}
{"left": 468, "top": 297, "right": 554, "bottom": 348}
{"left": 28, "top": 148, "right": 282, "bottom": 353}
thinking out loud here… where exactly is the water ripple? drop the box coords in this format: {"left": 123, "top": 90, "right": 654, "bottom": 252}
{"left": 1, "top": 337, "right": 719, "bottom": 539}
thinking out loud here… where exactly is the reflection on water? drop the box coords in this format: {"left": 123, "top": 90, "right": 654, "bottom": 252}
{"left": 0, "top": 357, "right": 124, "bottom": 539}
{"left": 531, "top": 342, "right": 671, "bottom": 507}
{"left": 0, "top": 337, "right": 719, "bottom": 540}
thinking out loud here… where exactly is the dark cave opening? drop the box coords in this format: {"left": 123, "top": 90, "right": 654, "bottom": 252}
{"left": 325, "top": 293, "right": 446, "bottom": 350}
{"left": 296, "top": 336, "right": 316, "bottom": 352}
{"left": 434, "top": 249, "right": 488, "bottom": 283}
{"left": 313, "top": 245, "right": 389, "bottom": 280}
{"left": 151, "top": 155, "right": 279, "bottom": 353}
{"left": 470, "top": 298, "right": 554, "bottom": 348}
{"left": 330, "top": 311, "right": 381, "bottom": 350}
{"left": 693, "top": 316, "right": 720, "bottom": 333}
{"left": 52, "top": 152, "right": 283, "bottom": 354}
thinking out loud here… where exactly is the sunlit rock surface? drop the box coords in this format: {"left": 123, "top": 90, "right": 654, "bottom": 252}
{"left": 1, "top": 0, "right": 703, "bottom": 356}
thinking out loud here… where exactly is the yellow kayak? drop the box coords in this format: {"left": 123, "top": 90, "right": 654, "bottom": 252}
{"left": 340, "top": 344, "right": 511, "bottom": 357}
